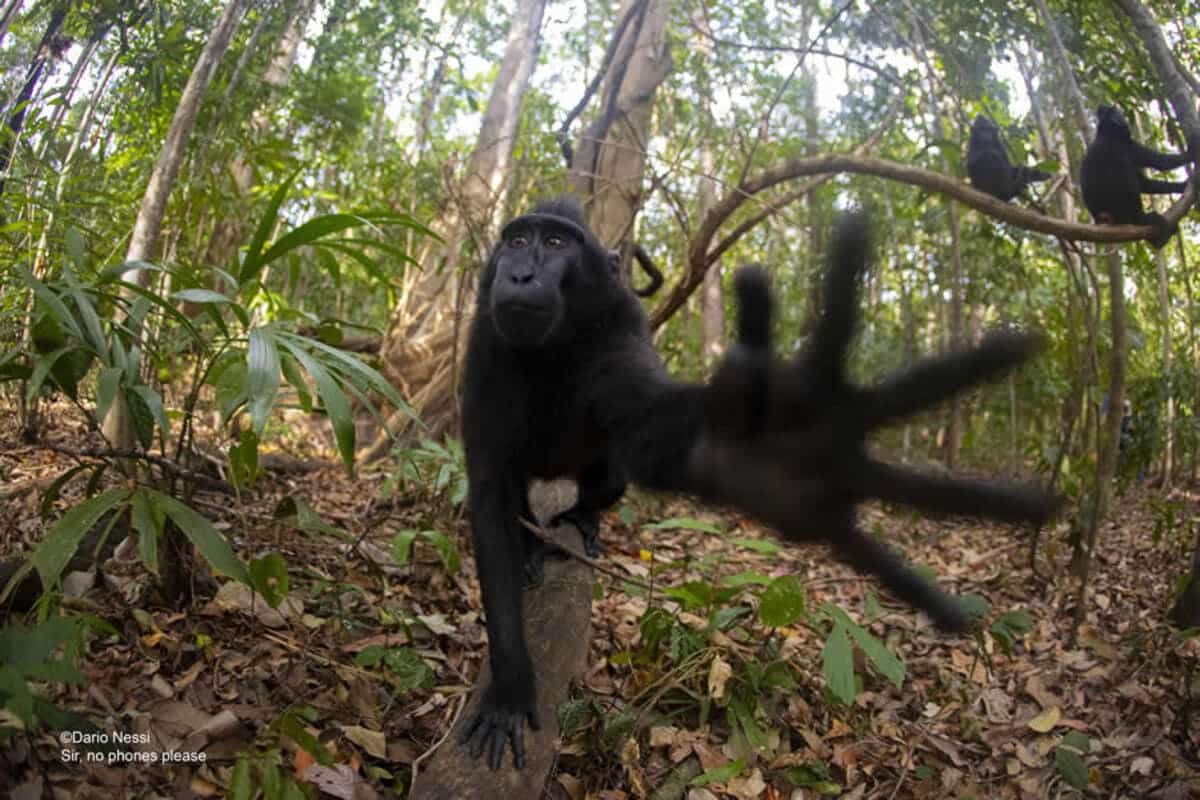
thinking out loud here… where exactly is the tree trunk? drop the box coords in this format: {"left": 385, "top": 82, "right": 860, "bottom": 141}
{"left": 33, "top": 45, "right": 121, "bottom": 272}
{"left": 0, "top": 3, "right": 67, "bottom": 200}
{"left": 1071, "top": 249, "right": 1126, "bottom": 642}
{"left": 693, "top": 7, "right": 721, "bottom": 365}
{"left": 33, "top": 32, "right": 101, "bottom": 165}
{"left": 1156, "top": 247, "right": 1173, "bottom": 487}
{"left": 204, "top": 0, "right": 312, "bottom": 273}
{"left": 1032, "top": 0, "right": 1091, "bottom": 144}
{"left": 0, "top": 0, "right": 23, "bottom": 48}
{"left": 121, "top": 0, "right": 245, "bottom": 282}
{"left": 366, "top": 0, "right": 549, "bottom": 460}
{"left": 914, "top": 46, "right": 964, "bottom": 468}
{"left": 1114, "top": 0, "right": 1200, "bottom": 148}
{"left": 102, "top": 0, "right": 244, "bottom": 471}
{"left": 567, "top": 0, "right": 671, "bottom": 251}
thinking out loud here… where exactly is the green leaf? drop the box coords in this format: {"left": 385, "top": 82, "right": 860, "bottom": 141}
{"left": 721, "top": 571, "right": 774, "bottom": 587}
{"left": 0, "top": 663, "right": 34, "bottom": 724}
{"left": 95, "top": 366, "right": 122, "bottom": 425}
{"left": 17, "top": 266, "right": 82, "bottom": 341}
{"left": 241, "top": 167, "right": 302, "bottom": 284}
{"left": 228, "top": 428, "right": 260, "bottom": 489}
{"left": 259, "top": 214, "right": 377, "bottom": 271}
{"left": 129, "top": 489, "right": 162, "bottom": 575}
{"left": 273, "top": 708, "right": 334, "bottom": 767}
{"left": 644, "top": 517, "right": 722, "bottom": 534}
{"left": 132, "top": 384, "right": 170, "bottom": 439}
{"left": 246, "top": 327, "right": 282, "bottom": 435}
{"left": 67, "top": 288, "right": 108, "bottom": 361}
{"left": 64, "top": 227, "right": 87, "bottom": 271}
{"left": 759, "top": 575, "right": 807, "bottom": 627}
{"left": 279, "top": 352, "right": 312, "bottom": 412}
{"left": 249, "top": 553, "right": 289, "bottom": 608}
{"left": 690, "top": 759, "right": 745, "bottom": 786}
{"left": 841, "top": 616, "right": 905, "bottom": 688}
{"left": 733, "top": 537, "right": 781, "bottom": 554}
{"left": 663, "top": 581, "right": 714, "bottom": 610}
{"left": 146, "top": 490, "right": 250, "bottom": 584}
{"left": 421, "top": 530, "right": 460, "bottom": 574}
{"left": 30, "top": 491, "right": 128, "bottom": 590}
{"left": 124, "top": 387, "right": 155, "bottom": 449}
{"left": 1055, "top": 731, "right": 1090, "bottom": 790}
{"left": 392, "top": 530, "right": 418, "bottom": 566}
{"left": 822, "top": 624, "right": 856, "bottom": 705}
{"left": 274, "top": 330, "right": 415, "bottom": 426}
{"left": 274, "top": 337, "right": 355, "bottom": 473}
{"left": 171, "top": 288, "right": 231, "bottom": 305}
{"left": 26, "top": 347, "right": 72, "bottom": 403}
{"left": 38, "top": 464, "right": 92, "bottom": 519}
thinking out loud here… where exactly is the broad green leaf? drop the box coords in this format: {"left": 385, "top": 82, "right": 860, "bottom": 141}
{"left": 278, "top": 352, "right": 312, "bottom": 412}
{"left": 124, "top": 387, "right": 155, "bottom": 449}
{"left": 171, "top": 288, "right": 231, "bottom": 305}
{"left": 246, "top": 327, "right": 281, "bottom": 435}
{"left": 146, "top": 490, "right": 250, "bottom": 584}
{"left": 691, "top": 759, "right": 745, "bottom": 786}
{"left": 249, "top": 553, "right": 289, "bottom": 608}
{"left": 16, "top": 266, "right": 82, "bottom": 340}
{"left": 759, "top": 575, "right": 807, "bottom": 627}
{"left": 95, "top": 366, "right": 122, "bottom": 424}
{"left": 132, "top": 384, "right": 170, "bottom": 438}
{"left": 26, "top": 347, "right": 73, "bottom": 403}
{"left": 30, "top": 490, "right": 128, "bottom": 590}
{"left": 733, "top": 537, "right": 781, "bottom": 555}
{"left": 38, "top": 464, "right": 92, "bottom": 519}
{"left": 241, "top": 167, "right": 302, "bottom": 284}
{"left": 273, "top": 708, "right": 334, "bottom": 767}
{"left": 258, "top": 214, "right": 375, "bottom": 270}
{"left": 274, "top": 337, "right": 355, "bottom": 473}
{"left": 392, "top": 530, "right": 418, "bottom": 566}
{"left": 421, "top": 530, "right": 460, "bottom": 574}
{"left": 129, "top": 489, "right": 162, "bottom": 575}
{"left": 721, "top": 571, "right": 774, "bottom": 587}
{"left": 67, "top": 288, "right": 108, "bottom": 361}
{"left": 822, "top": 624, "right": 856, "bottom": 705}
{"left": 644, "top": 517, "right": 722, "bottom": 534}
{"left": 1055, "top": 731, "right": 1090, "bottom": 790}
{"left": 843, "top": 617, "right": 905, "bottom": 688}
{"left": 64, "top": 227, "right": 87, "bottom": 271}
{"left": 274, "top": 330, "right": 416, "bottom": 425}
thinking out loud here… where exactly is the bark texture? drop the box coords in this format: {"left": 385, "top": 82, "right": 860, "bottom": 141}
{"left": 410, "top": 482, "right": 592, "bottom": 800}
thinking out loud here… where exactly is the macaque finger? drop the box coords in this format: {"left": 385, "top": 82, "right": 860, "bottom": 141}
{"left": 853, "top": 458, "right": 1062, "bottom": 525}
{"left": 859, "top": 331, "right": 1043, "bottom": 430}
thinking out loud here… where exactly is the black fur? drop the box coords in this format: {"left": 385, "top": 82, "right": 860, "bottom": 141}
{"left": 1080, "top": 105, "right": 1194, "bottom": 249}
{"left": 966, "top": 115, "right": 1052, "bottom": 202}
{"left": 459, "top": 200, "right": 1059, "bottom": 770}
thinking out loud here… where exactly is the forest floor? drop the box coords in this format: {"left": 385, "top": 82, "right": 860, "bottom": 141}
{"left": 2, "top": 402, "right": 1199, "bottom": 799}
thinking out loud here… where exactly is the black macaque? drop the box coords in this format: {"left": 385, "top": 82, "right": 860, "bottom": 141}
{"left": 966, "top": 115, "right": 1052, "bottom": 202}
{"left": 459, "top": 198, "right": 1060, "bottom": 770}
{"left": 1080, "top": 105, "right": 1195, "bottom": 249}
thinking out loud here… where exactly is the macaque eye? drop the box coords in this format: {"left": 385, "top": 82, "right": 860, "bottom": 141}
{"left": 508, "top": 233, "right": 528, "bottom": 248}
{"left": 545, "top": 234, "right": 564, "bottom": 248}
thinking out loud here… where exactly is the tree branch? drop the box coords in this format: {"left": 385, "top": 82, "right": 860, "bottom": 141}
{"left": 648, "top": 152, "right": 1190, "bottom": 328}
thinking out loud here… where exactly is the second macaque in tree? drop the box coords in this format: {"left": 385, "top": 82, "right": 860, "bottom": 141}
{"left": 1080, "top": 105, "right": 1196, "bottom": 249}
{"left": 966, "top": 115, "right": 1052, "bottom": 203}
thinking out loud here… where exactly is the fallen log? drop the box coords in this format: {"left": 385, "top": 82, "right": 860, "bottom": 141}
{"left": 410, "top": 481, "right": 593, "bottom": 799}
